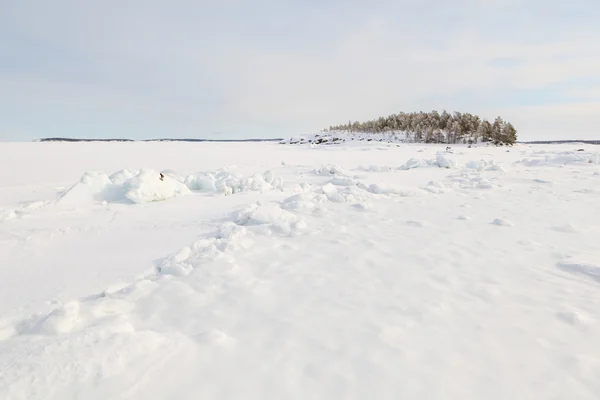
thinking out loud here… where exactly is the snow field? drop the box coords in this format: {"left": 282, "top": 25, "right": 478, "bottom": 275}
{"left": 0, "top": 142, "right": 600, "bottom": 399}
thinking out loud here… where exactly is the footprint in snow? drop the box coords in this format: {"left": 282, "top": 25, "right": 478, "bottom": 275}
{"left": 517, "top": 239, "right": 541, "bottom": 249}
{"left": 457, "top": 215, "right": 471, "bottom": 220}
{"left": 194, "top": 329, "right": 233, "bottom": 347}
{"left": 557, "top": 262, "right": 600, "bottom": 283}
{"left": 574, "top": 188, "right": 598, "bottom": 194}
{"left": 406, "top": 220, "right": 425, "bottom": 227}
{"left": 556, "top": 310, "right": 590, "bottom": 326}
{"left": 551, "top": 224, "right": 578, "bottom": 233}
{"left": 492, "top": 218, "right": 514, "bottom": 227}
{"left": 352, "top": 203, "right": 370, "bottom": 211}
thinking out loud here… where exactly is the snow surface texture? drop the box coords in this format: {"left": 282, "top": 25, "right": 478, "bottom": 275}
{"left": 1, "top": 141, "right": 600, "bottom": 399}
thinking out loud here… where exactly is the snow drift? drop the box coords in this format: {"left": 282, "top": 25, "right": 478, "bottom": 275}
{"left": 57, "top": 168, "right": 283, "bottom": 207}
{"left": 57, "top": 169, "right": 191, "bottom": 206}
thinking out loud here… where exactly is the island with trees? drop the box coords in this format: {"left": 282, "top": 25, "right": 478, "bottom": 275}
{"left": 284, "top": 110, "right": 517, "bottom": 146}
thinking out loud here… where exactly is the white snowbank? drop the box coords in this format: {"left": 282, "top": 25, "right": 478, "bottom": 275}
{"left": 185, "top": 170, "right": 283, "bottom": 195}
{"left": 57, "top": 169, "right": 190, "bottom": 206}
{"left": 56, "top": 168, "right": 283, "bottom": 207}
{"left": 125, "top": 170, "right": 192, "bottom": 204}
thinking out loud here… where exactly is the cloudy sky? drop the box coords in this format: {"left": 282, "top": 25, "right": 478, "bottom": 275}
{"left": 1, "top": 0, "right": 599, "bottom": 141}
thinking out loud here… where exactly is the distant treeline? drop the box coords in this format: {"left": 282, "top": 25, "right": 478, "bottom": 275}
{"left": 326, "top": 110, "right": 517, "bottom": 145}
{"left": 38, "top": 138, "right": 134, "bottom": 142}
{"left": 36, "top": 138, "right": 283, "bottom": 143}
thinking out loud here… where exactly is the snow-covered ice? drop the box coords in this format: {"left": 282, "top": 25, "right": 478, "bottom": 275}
{"left": 1, "top": 141, "right": 600, "bottom": 399}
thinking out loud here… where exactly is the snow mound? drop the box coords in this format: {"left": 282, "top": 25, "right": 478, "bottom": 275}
{"left": 185, "top": 170, "right": 283, "bottom": 195}
{"left": 313, "top": 164, "right": 352, "bottom": 177}
{"left": 486, "top": 162, "right": 506, "bottom": 172}
{"left": 234, "top": 202, "right": 305, "bottom": 236}
{"left": 328, "top": 186, "right": 373, "bottom": 203}
{"left": 399, "top": 155, "right": 458, "bottom": 170}
{"left": 280, "top": 193, "right": 323, "bottom": 211}
{"left": 465, "top": 160, "right": 506, "bottom": 172}
{"left": 158, "top": 237, "right": 237, "bottom": 276}
{"left": 449, "top": 173, "right": 495, "bottom": 190}
{"left": 157, "top": 216, "right": 265, "bottom": 276}
{"left": 329, "top": 177, "right": 359, "bottom": 186}
{"left": 242, "top": 203, "right": 298, "bottom": 226}
{"left": 57, "top": 169, "right": 190, "bottom": 206}
{"left": 321, "top": 183, "right": 337, "bottom": 195}
{"left": 475, "top": 178, "right": 494, "bottom": 189}
{"left": 57, "top": 168, "right": 284, "bottom": 207}
{"left": 108, "top": 169, "right": 140, "bottom": 185}
{"left": 57, "top": 171, "right": 123, "bottom": 207}
{"left": 365, "top": 183, "right": 417, "bottom": 197}
{"left": 465, "top": 160, "right": 487, "bottom": 170}
{"left": 399, "top": 158, "right": 424, "bottom": 170}
{"left": 434, "top": 153, "right": 456, "bottom": 169}
{"left": 125, "top": 170, "right": 192, "bottom": 204}
{"left": 398, "top": 156, "right": 503, "bottom": 172}
{"left": 422, "top": 181, "right": 447, "bottom": 194}
{"left": 0, "top": 209, "right": 18, "bottom": 222}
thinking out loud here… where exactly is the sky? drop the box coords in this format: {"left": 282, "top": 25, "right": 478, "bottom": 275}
{"left": 1, "top": 0, "right": 599, "bottom": 141}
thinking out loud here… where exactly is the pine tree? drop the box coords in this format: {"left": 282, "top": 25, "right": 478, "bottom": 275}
{"left": 492, "top": 117, "right": 504, "bottom": 144}
{"left": 502, "top": 122, "right": 517, "bottom": 145}
{"left": 478, "top": 120, "right": 493, "bottom": 142}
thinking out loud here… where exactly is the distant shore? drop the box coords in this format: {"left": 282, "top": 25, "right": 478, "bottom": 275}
{"left": 34, "top": 138, "right": 284, "bottom": 143}
{"left": 29, "top": 138, "right": 600, "bottom": 145}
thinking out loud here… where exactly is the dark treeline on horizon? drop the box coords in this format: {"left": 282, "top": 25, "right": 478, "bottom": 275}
{"left": 327, "top": 110, "right": 518, "bottom": 145}
{"left": 36, "top": 138, "right": 283, "bottom": 143}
